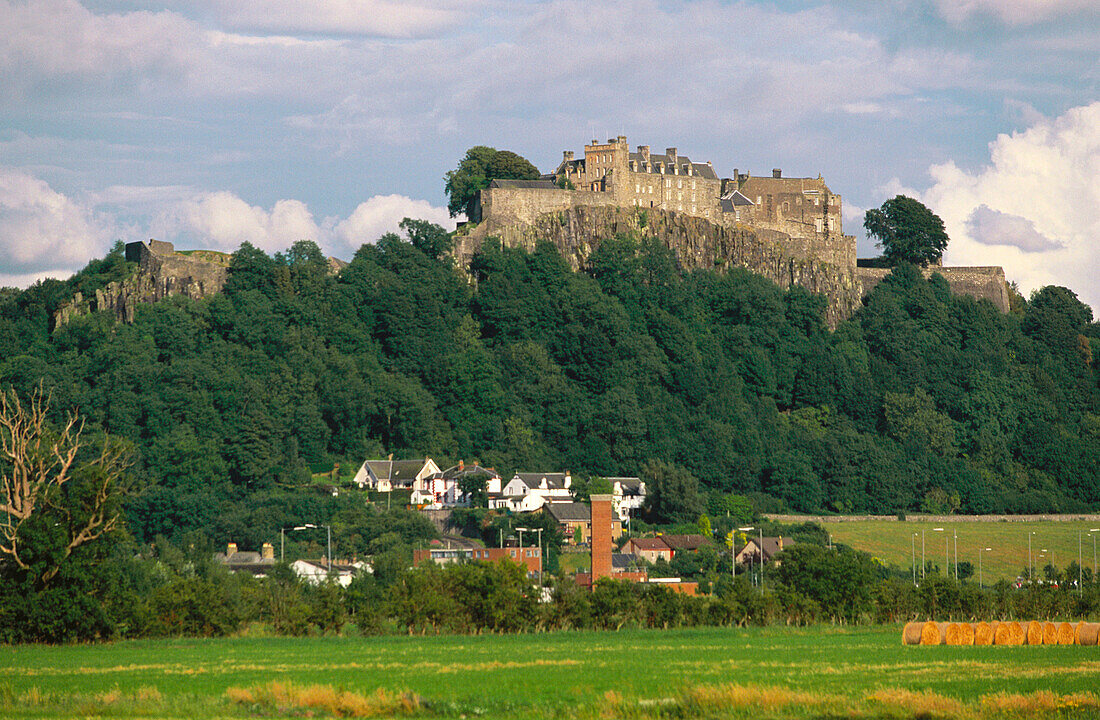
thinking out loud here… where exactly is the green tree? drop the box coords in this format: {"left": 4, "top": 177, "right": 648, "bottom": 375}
{"left": 864, "top": 195, "right": 949, "bottom": 266}
{"left": 641, "top": 460, "right": 704, "bottom": 525}
{"left": 444, "top": 146, "right": 540, "bottom": 220}
{"left": 400, "top": 217, "right": 452, "bottom": 260}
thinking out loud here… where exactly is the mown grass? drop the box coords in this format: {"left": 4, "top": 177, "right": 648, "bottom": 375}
{"left": 4, "top": 625, "right": 1100, "bottom": 718}
{"left": 815, "top": 518, "right": 1100, "bottom": 583}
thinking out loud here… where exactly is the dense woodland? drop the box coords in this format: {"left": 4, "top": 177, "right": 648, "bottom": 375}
{"left": 3, "top": 226, "right": 1099, "bottom": 535}
{"left": 2, "top": 223, "right": 1100, "bottom": 641}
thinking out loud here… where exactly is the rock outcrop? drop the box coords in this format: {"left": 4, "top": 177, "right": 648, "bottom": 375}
{"left": 456, "top": 204, "right": 864, "bottom": 328}
{"left": 53, "top": 240, "right": 229, "bottom": 328}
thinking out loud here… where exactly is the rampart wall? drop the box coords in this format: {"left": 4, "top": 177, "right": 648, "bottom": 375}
{"left": 856, "top": 265, "right": 1010, "bottom": 313}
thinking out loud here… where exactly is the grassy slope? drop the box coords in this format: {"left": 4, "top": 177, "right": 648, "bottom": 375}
{"left": 3, "top": 626, "right": 1100, "bottom": 719}
{"left": 807, "top": 519, "right": 1100, "bottom": 583}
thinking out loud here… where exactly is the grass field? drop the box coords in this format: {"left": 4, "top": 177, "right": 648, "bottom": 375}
{"left": 4, "top": 626, "right": 1100, "bottom": 719}
{"left": 809, "top": 519, "right": 1100, "bottom": 584}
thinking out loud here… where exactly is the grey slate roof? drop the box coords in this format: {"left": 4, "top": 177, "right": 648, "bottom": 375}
{"left": 514, "top": 472, "right": 569, "bottom": 489}
{"left": 606, "top": 476, "right": 642, "bottom": 495}
{"left": 365, "top": 459, "right": 430, "bottom": 485}
{"left": 628, "top": 152, "right": 718, "bottom": 180}
{"left": 544, "top": 502, "right": 591, "bottom": 523}
{"left": 660, "top": 534, "right": 713, "bottom": 551}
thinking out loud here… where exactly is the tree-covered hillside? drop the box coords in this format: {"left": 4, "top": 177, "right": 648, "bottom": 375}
{"left": 1, "top": 228, "right": 1098, "bottom": 547}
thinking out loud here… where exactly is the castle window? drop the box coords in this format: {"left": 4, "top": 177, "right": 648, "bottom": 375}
{"left": 677, "top": 179, "right": 682, "bottom": 189}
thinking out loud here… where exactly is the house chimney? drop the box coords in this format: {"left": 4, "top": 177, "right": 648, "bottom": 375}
{"left": 261, "top": 542, "right": 274, "bottom": 561}
{"left": 590, "top": 494, "right": 613, "bottom": 585}
{"left": 226, "top": 542, "right": 237, "bottom": 558}
{"left": 773, "top": 169, "right": 782, "bottom": 178}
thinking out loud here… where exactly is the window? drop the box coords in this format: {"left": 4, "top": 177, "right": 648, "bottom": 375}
{"left": 677, "top": 179, "right": 682, "bottom": 189}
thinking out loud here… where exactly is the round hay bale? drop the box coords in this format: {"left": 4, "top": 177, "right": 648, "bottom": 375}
{"left": 946, "top": 623, "right": 974, "bottom": 645}
{"left": 1007, "top": 621, "right": 1025, "bottom": 645}
{"left": 1057, "top": 622, "right": 1076, "bottom": 645}
{"left": 920, "top": 620, "right": 944, "bottom": 645}
{"left": 902, "top": 622, "right": 924, "bottom": 645}
{"left": 1075, "top": 622, "right": 1100, "bottom": 646}
{"left": 994, "top": 622, "right": 1014, "bottom": 645}
{"left": 973, "top": 622, "right": 994, "bottom": 645}
{"left": 1026, "top": 620, "right": 1044, "bottom": 645}
{"left": 1043, "top": 622, "right": 1058, "bottom": 645}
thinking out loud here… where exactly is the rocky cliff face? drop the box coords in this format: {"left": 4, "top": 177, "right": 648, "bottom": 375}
{"left": 456, "top": 204, "right": 864, "bottom": 328}
{"left": 53, "top": 240, "right": 229, "bottom": 328}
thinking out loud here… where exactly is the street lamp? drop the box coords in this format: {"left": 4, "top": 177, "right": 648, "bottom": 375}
{"left": 515, "top": 527, "right": 544, "bottom": 583}
{"left": 737, "top": 526, "right": 754, "bottom": 585}
{"left": 1028, "top": 531, "right": 1037, "bottom": 582}
{"left": 921, "top": 529, "right": 926, "bottom": 579}
{"left": 979, "top": 547, "right": 992, "bottom": 589}
{"left": 911, "top": 532, "right": 918, "bottom": 586}
{"left": 932, "top": 528, "right": 944, "bottom": 576}
{"left": 953, "top": 529, "right": 958, "bottom": 582}
{"left": 1091, "top": 529, "right": 1099, "bottom": 582}
{"left": 291, "top": 523, "right": 332, "bottom": 569}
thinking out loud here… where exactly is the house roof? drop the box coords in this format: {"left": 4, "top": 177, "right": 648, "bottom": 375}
{"left": 739, "top": 536, "right": 786, "bottom": 560}
{"left": 606, "top": 477, "right": 643, "bottom": 495}
{"left": 612, "top": 553, "right": 643, "bottom": 570}
{"left": 439, "top": 462, "right": 500, "bottom": 480}
{"left": 628, "top": 152, "right": 718, "bottom": 180}
{"left": 660, "top": 534, "right": 713, "bottom": 551}
{"left": 364, "top": 458, "right": 431, "bottom": 482}
{"left": 628, "top": 537, "right": 670, "bottom": 551}
{"left": 544, "top": 502, "right": 591, "bottom": 523}
{"left": 512, "top": 472, "right": 569, "bottom": 489}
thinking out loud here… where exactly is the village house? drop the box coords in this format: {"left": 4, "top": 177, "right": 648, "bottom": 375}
{"left": 622, "top": 537, "right": 673, "bottom": 564}
{"left": 491, "top": 471, "right": 574, "bottom": 512}
{"left": 735, "top": 535, "right": 786, "bottom": 565}
{"left": 543, "top": 501, "right": 624, "bottom": 544}
{"left": 413, "top": 541, "right": 543, "bottom": 578}
{"left": 291, "top": 559, "right": 368, "bottom": 587}
{"left": 608, "top": 476, "right": 645, "bottom": 522}
{"left": 353, "top": 457, "right": 439, "bottom": 493}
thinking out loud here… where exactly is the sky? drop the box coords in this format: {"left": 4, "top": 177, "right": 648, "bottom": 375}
{"left": 1, "top": 0, "right": 1098, "bottom": 311}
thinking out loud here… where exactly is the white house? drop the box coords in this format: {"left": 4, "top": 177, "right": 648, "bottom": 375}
{"left": 290, "top": 559, "right": 368, "bottom": 587}
{"left": 352, "top": 457, "right": 440, "bottom": 492}
{"left": 608, "top": 477, "right": 646, "bottom": 522}
{"left": 497, "top": 472, "right": 573, "bottom": 509}
{"left": 412, "top": 461, "right": 503, "bottom": 508}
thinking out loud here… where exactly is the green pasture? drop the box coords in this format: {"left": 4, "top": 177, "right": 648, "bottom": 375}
{"left": 4, "top": 625, "right": 1100, "bottom": 719}
{"left": 814, "top": 518, "right": 1100, "bottom": 584}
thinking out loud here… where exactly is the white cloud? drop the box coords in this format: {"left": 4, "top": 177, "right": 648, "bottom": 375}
{"left": 0, "top": 167, "right": 111, "bottom": 275}
{"left": 0, "top": 0, "right": 199, "bottom": 93}
{"left": 933, "top": 0, "right": 1098, "bottom": 26}
{"left": 214, "top": 0, "right": 470, "bottom": 38}
{"left": 922, "top": 102, "right": 1100, "bottom": 311}
{"left": 332, "top": 194, "right": 456, "bottom": 254}
{"left": 964, "top": 204, "right": 1062, "bottom": 253}
{"left": 147, "top": 190, "right": 453, "bottom": 257}
{"left": 150, "top": 192, "right": 322, "bottom": 253}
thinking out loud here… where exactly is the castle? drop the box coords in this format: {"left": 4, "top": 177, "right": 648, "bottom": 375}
{"left": 456, "top": 136, "right": 1009, "bottom": 327}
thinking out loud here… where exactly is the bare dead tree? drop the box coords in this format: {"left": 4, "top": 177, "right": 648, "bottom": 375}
{"left": 0, "top": 386, "right": 131, "bottom": 585}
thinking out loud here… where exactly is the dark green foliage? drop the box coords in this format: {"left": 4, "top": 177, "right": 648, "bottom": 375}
{"left": 444, "top": 146, "right": 540, "bottom": 220}
{"left": 864, "top": 195, "right": 949, "bottom": 266}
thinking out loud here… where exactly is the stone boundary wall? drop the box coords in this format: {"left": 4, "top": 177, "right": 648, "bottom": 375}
{"left": 765, "top": 514, "right": 1100, "bottom": 523}
{"left": 856, "top": 265, "right": 1010, "bottom": 313}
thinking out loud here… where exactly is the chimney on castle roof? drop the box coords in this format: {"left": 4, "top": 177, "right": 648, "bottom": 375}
{"left": 616, "top": 135, "right": 627, "bottom": 145}
{"left": 666, "top": 147, "right": 677, "bottom": 165}
{"left": 773, "top": 169, "right": 782, "bottom": 178}
{"left": 564, "top": 150, "right": 574, "bottom": 161}
{"left": 639, "top": 145, "right": 650, "bottom": 163}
